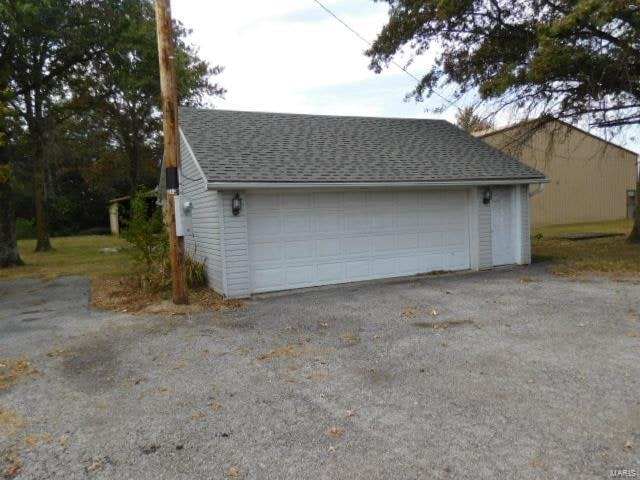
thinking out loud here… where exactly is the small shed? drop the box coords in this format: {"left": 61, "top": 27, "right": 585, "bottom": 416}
{"left": 177, "top": 108, "right": 546, "bottom": 298}
{"left": 108, "top": 190, "right": 159, "bottom": 235}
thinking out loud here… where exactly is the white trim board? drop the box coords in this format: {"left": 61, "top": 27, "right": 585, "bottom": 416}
{"left": 207, "top": 179, "right": 548, "bottom": 190}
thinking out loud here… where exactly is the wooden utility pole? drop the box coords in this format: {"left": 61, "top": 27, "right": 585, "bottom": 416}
{"left": 155, "top": 0, "right": 188, "bottom": 304}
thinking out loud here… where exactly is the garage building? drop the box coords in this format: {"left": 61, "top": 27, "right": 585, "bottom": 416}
{"left": 177, "top": 108, "right": 546, "bottom": 298}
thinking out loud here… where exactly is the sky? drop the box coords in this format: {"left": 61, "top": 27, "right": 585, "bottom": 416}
{"left": 171, "top": 0, "right": 456, "bottom": 121}
{"left": 172, "top": 0, "right": 638, "bottom": 151}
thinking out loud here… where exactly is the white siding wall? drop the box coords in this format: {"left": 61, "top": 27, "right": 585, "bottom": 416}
{"left": 179, "top": 134, "right": 224, "bottom": 294}
{"left": 478, "top": 188, "right": 493, "bottom": 269}
{"left": 520, "top": 185, "right": 532, "bottom": 264}
{"left": 220, "top": 191, "right": 251, "bottom": 298}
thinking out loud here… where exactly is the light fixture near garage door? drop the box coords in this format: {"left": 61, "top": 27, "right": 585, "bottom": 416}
{"left": 483, "top": 188, "right": 493, "bottom": 204}
{"left": 232, "top": 193, "right": 243, "bottom": 216}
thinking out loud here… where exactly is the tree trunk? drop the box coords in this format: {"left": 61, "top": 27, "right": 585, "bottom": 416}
{"left": 628, "top": 178, "right": 640, "bottom": 243}
{"left": 0, "top": 178, "right": 23, "bottom": 268}
{"left": 34, "top": 173, "right": 52, "bottom": 252}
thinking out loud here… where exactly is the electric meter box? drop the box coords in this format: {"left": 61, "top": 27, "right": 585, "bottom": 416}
{"left": 174, "top": 195, "right": 193, "bottom": 237}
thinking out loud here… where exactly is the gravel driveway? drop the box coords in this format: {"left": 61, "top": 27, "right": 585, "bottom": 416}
{"left": 0, "top": 266, "right": 639, "bottom": 479}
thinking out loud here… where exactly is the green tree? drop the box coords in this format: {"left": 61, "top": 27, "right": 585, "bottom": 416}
{"left": 0, "top": 98, "right": 23, "bottom": 267}
{"left": 367, "top": 0, "right": 640, "bottom": 242}
{"left": 79, "top": 0, "right": 224, "bottom": 196}
{"left": 456, "top": 106, "right": 494, "bottom": 133}
{"left": 1, "top": 0, "right": 122, "bottom": 251}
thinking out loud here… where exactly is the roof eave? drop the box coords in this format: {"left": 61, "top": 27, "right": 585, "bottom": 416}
{"left": 206, "top": 178, "right": 549, "bottom": 190}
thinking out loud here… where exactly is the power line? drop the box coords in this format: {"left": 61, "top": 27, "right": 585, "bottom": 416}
{"left": 311, "top": 0, "right": 461, "bottom": 111}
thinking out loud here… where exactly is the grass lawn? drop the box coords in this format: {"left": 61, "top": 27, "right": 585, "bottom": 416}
{"left": 0, "top": 235, "right": 131, "bottom": 281}
{"left": 532, "top": 219, "right": 640, "bottom": 276}
{"left": 0, "top": 235, "right": 240, "bottom": 314}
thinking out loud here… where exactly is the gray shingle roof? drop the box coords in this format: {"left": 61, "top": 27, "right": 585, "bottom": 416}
{"left": 179, "top": 108, "right": 546, "bottom": 184}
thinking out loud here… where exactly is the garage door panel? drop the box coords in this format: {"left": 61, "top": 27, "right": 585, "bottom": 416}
{"left": 346, "top": 260, "right": 370, "bottom": 279}
{"left": 316, "top": 238, "right": 341, "bottom": 257}
{"left": 283, "top": 214, "right": 312, "bottom": 234}
{"left": 344, "top": 236, "right": 370, "bottom": 254}
{"left": 285, "top": 265, "right": 315, "bottom": 286}
{"left": 317, "top": 262, "right": 344, "bottom": 282}
{"left": 425, "top": 253, "right": 444, "bottom": 271}
{"left": 316, "top": 213, "right": 342, "bottom": 233}
{"left": 398, "top": 255, "right": 424, "bottom": 274}
{"left": 373, "top": 257, "right": 396, "bottom": 275}
{"left": 420, "top": 210, "right": 443, "bottom": 227}
{"left": 397, "top": 232, "right": 419, "bottom": 250}
{"left": 248, "top": 193, "right": 280, "bottom": 211}
{"left": 367, "top": 191, "right": 394, "bottom": 208}
{"left": 248, "top": 214, "right": 281, "bottom": 237}
{"left": 281, "top": 193, "right": 312, "bottom": 209}
{"left": 284, "top": 240, "right": 313, "bottom": 260}
{"left": 343, "top": 192, "right": 367, "bottom": 207}
{"left": 420, "top": 231, "right": 444, "bottom": 249}
{"left": 344, "top": 212, "right": 369, "bottom": 233}
{"left": 251, "top": 242, "right": 282, "bottom": 262}
{"left": 252, "top": 267, "right": 283, "bottom": 290}
{"left": 247, "top": 190, "right": 470, "bottom": 293}
{"left": 314, "top": 192, "right": 341, "bottom": 209}
{"left": 370, "top": 211, "right": 394, "bottom": 230}
{"left": 444, "top": 229, "right": 467, "bottom": 247}
{"left": 445, "top": 251, "right": 469, "bottom": 270}
{"left": 373, "top": 234, "right": 396, "bottom": 252}
{"left": 397, "top": 211, "right": 419, "bottom": 229}
{"left": 395, "top": 191, "right": 419, "bottom": 206}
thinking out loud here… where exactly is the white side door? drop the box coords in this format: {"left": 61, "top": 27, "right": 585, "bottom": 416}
{"left": 491, "top": 187, "right": 518, "bottom": 266}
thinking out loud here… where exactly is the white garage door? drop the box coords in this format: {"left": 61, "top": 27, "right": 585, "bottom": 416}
{"left": 247, "top": 190, "right": 470, "bottom": 293}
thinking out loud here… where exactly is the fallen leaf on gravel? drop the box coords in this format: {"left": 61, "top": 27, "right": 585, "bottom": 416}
{"left": 281, "top": 377, "right": 298, "bottom": 384}
{"left": 46, "top": 349, "right": 70, "bottom": 358}
{"left": 210, "top": 383, "right": 220, "bottom": 390}
{"left": 58, "top": 435, "right": 70, "bottom": 447}
{"left": 256, "top": 346, "right": 298, "bottom": 361}
{"left": 25, "top": 434, "right": 50, "bottom": 447}
{"left": 287, "top": 364, "right": 300, "bottom": 372}
{"left": 307, "top": 371, "right": 328, "bottom": 381}
{"left": 190, "top": 412, "right": 205, "bottom": 421}
{"left": 228, "top": 467, "right": 241, "bottom": 477}
{"left": 326, "top": 427, "right": 343, "bottom": 438}
{"left": 624, "top": 441, "right": 634, "bottom": 450}
{"left": 530, "top": 457, "right": 542, "bottom": 467}
{"left": 626, "top": 331, "right": 638, "bottom": 338}
{"left": 174, "top": 362, "right": 188, "bottom": 369}
{"left": 401, "top": 309, "right": 417, "bottom": 318}
{"left": 208, "top": 402, "right": 222, "bottom": 412}
{"left": 429, "top": 308, "right": 439, "bottom": 317}
{"left": 345, "top": 409, "right": 357, "bottom": 417}
{"left": 328, "top": 445, "right": 336, "bottom": 452}
{"left": 342, "top": 333, "right": 360, "bottom": 345}
{"left": 86, "top": 458, "right": 105, "bottom": 472}
{"left": 95, "top": 403, "right": 109, "bottom": 410}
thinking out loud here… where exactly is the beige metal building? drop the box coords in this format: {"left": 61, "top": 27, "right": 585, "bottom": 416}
{"left": 475, "top": 120, "right": 638, "bottom": 227}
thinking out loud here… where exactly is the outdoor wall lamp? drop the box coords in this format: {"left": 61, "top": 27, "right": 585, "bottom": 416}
{"left": 231, "top": 193, "right": 243, "bottom": 216}
{"left": 482, "top": 188, "right": 492, "bottom": 205}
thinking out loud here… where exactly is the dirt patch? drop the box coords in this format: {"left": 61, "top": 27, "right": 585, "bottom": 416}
{"left": 91, "top": 276, "right": 243, "bottom": 315}
{"left": 412, "top": 319, "right": 474, "bottom": 329}
{"left": 0, "top": 358, "right": 34, "bottom": 391}
{"left": 0, "top": 406, "right": 24, "bottom": 438}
